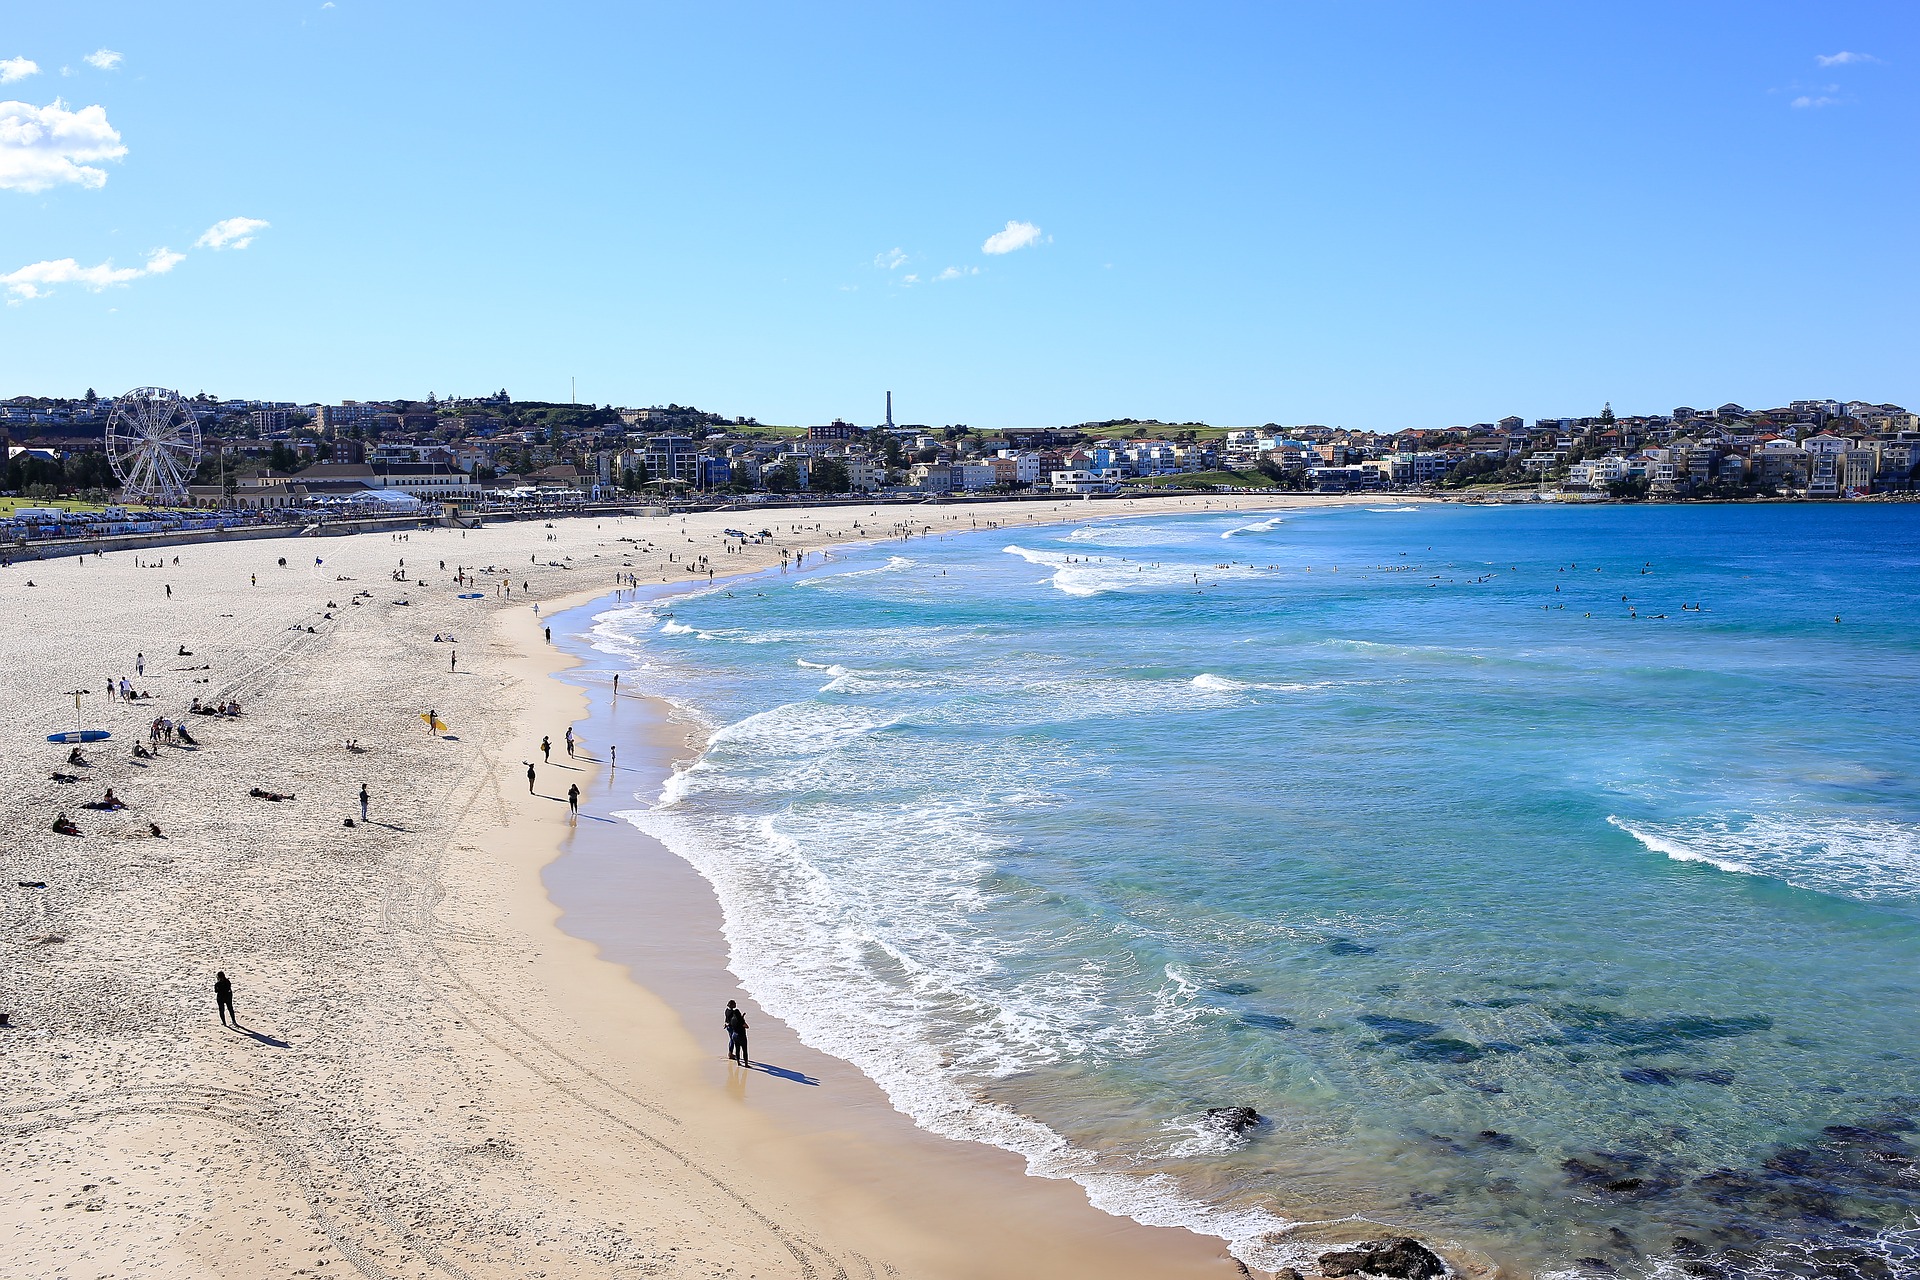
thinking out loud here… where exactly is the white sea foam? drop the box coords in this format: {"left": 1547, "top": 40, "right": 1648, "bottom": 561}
{"left": 1221, "top": 516, "right": 1286, "bottom": 539}
{"left": 1004, "top": 544, "right": 1265, "bottom": 597}
{"left": 1368, "top": 505, "right": 1419, "bottom": 513}
{"left": 1190, "top": 673, "right": 1344, "bottom": 695}
{"left": 1061, "top": 523, "right": 1190, "bottom": 548}
{"left": 793, "top": 554, "right": 916, "bottom": 587}
{"left": 1609, "top": 813, "right": 1920, "bottom": 902}
{"left": 659, "top": 620, "right": 695, "bottom": 635}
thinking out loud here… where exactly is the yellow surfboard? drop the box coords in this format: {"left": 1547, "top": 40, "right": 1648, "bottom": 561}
{"left": 420, "top": 712, "right": 450, "bottom": 732}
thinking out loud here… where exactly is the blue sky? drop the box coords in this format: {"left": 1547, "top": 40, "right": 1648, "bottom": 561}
{"left": 2, "top": 2, "right": 1914, "bottom": 428}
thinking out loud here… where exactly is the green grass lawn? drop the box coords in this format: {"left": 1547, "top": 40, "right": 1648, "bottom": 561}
{"left": 1127, "top": 469, "right": 1283, "bottom": 489}
{"left": 0, "top": 497, "right": 109, "bottom": 514}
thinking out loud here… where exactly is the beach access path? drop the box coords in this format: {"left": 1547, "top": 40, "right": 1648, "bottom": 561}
{"left": 0, "top": 493, "right": 1389, "bottom": 1280}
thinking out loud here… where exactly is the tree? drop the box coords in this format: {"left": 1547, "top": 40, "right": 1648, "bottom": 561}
{"left": 809, "top": 458, "right": 850, "bottom": 493}
{"left": 84, "top": 387, "right": 97, "bottom": 404}
{"left": 268, "top": 441, "right": 299, "bottom": 474}
{"left": 764, "top": 465, "right": 798, "bottom": 493}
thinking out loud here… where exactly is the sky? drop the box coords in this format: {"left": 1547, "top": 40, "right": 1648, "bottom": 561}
{"left": 1, "top": 1, "right": 1914, "bottom": 429}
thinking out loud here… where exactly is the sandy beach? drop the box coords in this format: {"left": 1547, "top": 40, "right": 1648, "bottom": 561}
{"left": 2, "top": 493, "right": 1392, "bottom": 1280}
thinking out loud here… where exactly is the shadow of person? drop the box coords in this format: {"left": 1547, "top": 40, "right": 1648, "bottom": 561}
{"left": 747, "top": 1062, "right": 819, "bottom": 1086}
{"left": 226, "top": 1023, "right": 290, "bottom": 1049}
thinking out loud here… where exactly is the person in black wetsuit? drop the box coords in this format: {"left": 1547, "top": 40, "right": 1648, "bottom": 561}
{"left": 725, "top": 1000, "right": 750, "bottom": 1066}
{"left": 215, "top": 971, "right": 235, "bottom": 1026}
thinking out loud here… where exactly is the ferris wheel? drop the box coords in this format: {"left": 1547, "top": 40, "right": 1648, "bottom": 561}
{"left": 106, "top": 387, "right": 202, "bottom": 505}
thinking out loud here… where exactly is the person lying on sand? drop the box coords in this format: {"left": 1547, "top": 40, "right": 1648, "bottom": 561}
{"left": 51, "top": 813, "right": 80, "bottom": 836}
{"left": 50, "top": 771, "right": 79, "bottom": 784}
{"left": 249, "top": 787, "right": 296, "bottom": 802}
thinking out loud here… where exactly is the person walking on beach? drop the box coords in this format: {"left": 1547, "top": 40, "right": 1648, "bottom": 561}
{"left": 136, "top": 652, "right": 144, "bottom": 676}
{"left": 567, "top": 783, "right": 579, "bottom": 816}
{"left": 450, "top": 648, "right": 458, "bottom": 673}
{"left": 215, "top": 971, "right": 235, "bottom": 1027}
{"left": 541, "top": 736, "right": 551, "bottom": 762}
{"left": 725, "top": 1000, "right": 750, "bottom": 1066}
{"left": 565, "top": 726, "right": 575, "bottom": 758}
{"left": 359, "top": 784, "right": 370, "bottom": 822}
{"left": 527, "top": 762, "right": 537, "bottom": 793}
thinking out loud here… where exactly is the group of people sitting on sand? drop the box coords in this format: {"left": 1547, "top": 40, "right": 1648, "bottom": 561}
{"left": 431, "top": 633, "right": 460, "bottom": 643}
{"left": 188, "top": 697, "right": 243, "bottom": 717}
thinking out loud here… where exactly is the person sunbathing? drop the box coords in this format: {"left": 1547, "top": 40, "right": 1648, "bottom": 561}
{"left": 176, "top": 726, "right": 199, "bottom": 746}
{"left": 51, "top": 813, "right": 80, "bottom": 836}
{"left": 249, "top": 787, "right": 296, "bottom": 802}
{"left": 50, "top": 771, "right": 79, "bottom": 784}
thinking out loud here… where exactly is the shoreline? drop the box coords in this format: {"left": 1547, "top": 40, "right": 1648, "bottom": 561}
{"left": 537, "top": 622, "right": 1242, "bottom": 1278}
{"left": 530, "top": 498, "right": 1414, "bottom": 1278}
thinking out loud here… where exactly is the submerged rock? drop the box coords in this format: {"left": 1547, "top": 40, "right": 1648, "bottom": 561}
{"left": 1242, "top": 1013, "right": 1297, "bottom": 1032}
{"left": 1316, "top": 1237, "right": 1447, "bottom": 1278}
{"left": 1621, "top": 1066, "right": 1677, "bottom": 1086}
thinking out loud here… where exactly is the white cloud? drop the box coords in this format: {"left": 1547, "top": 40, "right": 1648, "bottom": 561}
{"left": 901, "top": 273, "right": 919, "bottom": 285}
{"left": 1816, "top": 51, "right": 1878, "bottom": 66}
{"left": 3, "top": 246, "right": 180, "bottom": 303}
{"left": 84, "top": 49, "right": 123, "bottom": 71}
{"left": 874, "top": 247, "right": 907, "bottom": 270}
{"left": 982, "top": 220, "right": 1043, "bottom": 255}
{"left": 0, "top": 98, "right": 127, "bottom": 191}
{"left": 1791, "top": 95, "right": 1840, "bottom": 109}
{"left": 934, "top": 265, "right": 980, "bottom": 281}
{"left": 0, "top": 57, "right": 39, "bottom": 84}
{"left": 197, "top": 215, "right": 270, "bottom": 250}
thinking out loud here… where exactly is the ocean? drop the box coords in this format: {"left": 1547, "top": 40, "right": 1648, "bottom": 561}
{"left": 577, "top": 502, "right": 1920, "bottom": 1278}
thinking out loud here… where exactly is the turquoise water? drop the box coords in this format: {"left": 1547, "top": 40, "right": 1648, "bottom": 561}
{"left": 590, "top": 503, "right": 1920, "bottom": 1278}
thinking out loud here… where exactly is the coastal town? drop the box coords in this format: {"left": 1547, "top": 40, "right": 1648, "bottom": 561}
{"left": 3, "top": 392, "right": 1916, "bottom": 530}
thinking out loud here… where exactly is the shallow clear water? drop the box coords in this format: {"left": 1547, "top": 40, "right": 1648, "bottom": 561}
{"left": 589, "top": 504, "right": 1920, "bottom": 1277}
